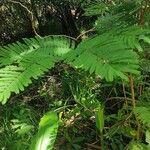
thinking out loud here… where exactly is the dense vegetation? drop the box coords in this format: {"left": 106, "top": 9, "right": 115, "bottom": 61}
{"left": 0, "top": 0, "right": 150, "bottom": 149}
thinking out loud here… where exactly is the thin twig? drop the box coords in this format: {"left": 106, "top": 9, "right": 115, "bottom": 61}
{"left": 122, "top": 81, "right": 128, "bottom": 113}
{"left": 128, "top": 74, "right": 136, "bottom": 108}
{"left": 85, "top": 143, "right": 102, "bottom": 150}
{"left": 76, "top": 27, "right": 95, "bottom": 40}
{"left": 106, "top": 97, "right": 133, "bottom": 102}
{"left": 8, "top": 0, "right": 40, "bottom": 37}
{"left": 45, "top": 34, "right": 77, "bottom": 41}
{"left": 128, "top": 74, "right": 141, "bottom": 140}
{"left": 9, "top": 0, "right": 31, "bottom": 14}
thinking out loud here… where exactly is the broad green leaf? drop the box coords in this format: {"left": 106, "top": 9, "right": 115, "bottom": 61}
{"left": 30, "top": 111, "right": 59, "bottom": 150}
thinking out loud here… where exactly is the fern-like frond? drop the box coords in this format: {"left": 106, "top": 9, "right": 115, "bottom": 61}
{"left": 0, "top": 26, "right": 149, "bottom": 104}
{"left": 95, "top": 24, "right": 150, "bottom": 51}
{"left": 65, "top": 32, "right": 139, "bottom": 81}
{"left": 84, "top": 2, "right": 109, "bottom": 16}
{"left": 134, "top": 106, "right": 150, "bottom": 127}
{"left": 0, "top": 63, "right": 53, "bottom": 104}
{"left": 0, "top": 36, "right": 75, "bottom": 104}
{"left": 0, "top": 36, "right": 74, "bottom": 67}
{"left": 118, "top": 26, "right": 150, "bottom": 51}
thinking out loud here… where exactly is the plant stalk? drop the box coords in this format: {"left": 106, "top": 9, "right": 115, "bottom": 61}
{"left": 129, "top": 74, "right": 140, "bottom": 140}
{"left": 129, "top": 74, "right": 136, "bottom": 108}
{"left": 100, "top": 131, "right": 104, "bottom": 150}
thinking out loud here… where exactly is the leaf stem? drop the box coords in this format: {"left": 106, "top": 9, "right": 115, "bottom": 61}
{"left": 129, "top": 74, "right": 140, "bottom": 140}
{"left": 129, "top": 74, "right": 136, "bottom": 108}
{"left": 100, "top": 131, "right": 104, "bottom": 150}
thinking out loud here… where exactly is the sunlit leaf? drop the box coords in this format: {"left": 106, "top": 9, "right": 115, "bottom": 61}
{"left": 30, "top": 111, "right": 59, "bottom": 150}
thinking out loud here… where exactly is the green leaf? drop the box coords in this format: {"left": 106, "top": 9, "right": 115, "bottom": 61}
{"left": 128, "top": 141, "right": 148, "bottom": 150}
{"left": 0, "top": 36, "right": 74, "bottom": 104}
{"left": 30, "top": 111, "right": 59, "bottom": 150}
{"left": 0, "top": 26, "right": 149, "bottom": 104}
{"left": 139, "top": 35, "right": 150, "bottom": 44}
{"left": 65, "top": 28, "right": 141, "bottom": 81}
{"left": 95, "top": 105, "right": 104, "bottom": 133}
{"left": 84, "top": 2, "right": 108, "bottom": 16}
{"left": 134, "top": 106, "right": 150, "bottom": 126}
{"left": 146, "top": 129, "right": 150, "bottom": 146}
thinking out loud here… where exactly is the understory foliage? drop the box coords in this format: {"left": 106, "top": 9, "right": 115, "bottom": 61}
{"left": 0, "top": 0, "right": 150, "bottom": 149}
